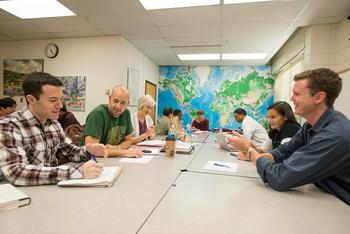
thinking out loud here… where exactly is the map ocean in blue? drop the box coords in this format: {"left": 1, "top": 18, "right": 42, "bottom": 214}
{"left": 158, "top": 66, "right": 274, "bottom": 130}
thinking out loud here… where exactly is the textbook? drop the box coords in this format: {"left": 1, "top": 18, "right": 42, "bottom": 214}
{"left": 0, "top": 184, "right": 31, "bottom": 212}
{"left": 57, "top": 166, "right": 123, "bottom": 187}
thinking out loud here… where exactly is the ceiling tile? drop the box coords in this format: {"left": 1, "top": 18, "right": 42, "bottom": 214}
{"left": 87, "top": 12, "right": 153, "bottom": 29}
{"left": 167, "top": 37, "right": 221, "bottom": 47}
{"left": 128, "top": 38, "right": 169, "bottom": 48}
{"left": 222, "top": 0, "right": 309, "bottom": 22}
{"left": 148, "top": 5, "right": 220, "bottom": 26}
{"left": 159, "top": 24, "right": 221, "bottom": 38}
{"left": 222, "top": 20, "right": 294, "bottom": 35}
{"left": 60, "top": 0, "right": 144, "bottom": 15}
{"left": 0, "top": 20, "right": 45, "bottom": 34}
{"left": 27, "top": 16, "right": 96, "bottom": 33}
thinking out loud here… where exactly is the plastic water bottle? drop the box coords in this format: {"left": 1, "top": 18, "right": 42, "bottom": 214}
{"left": 185, "top": 123, "right": 192, "bottom": 141}
{"left": 168, "top": 124, "right": 176, "bottom": 140}
{"left": 186, "top": 123, "right": 192, "bottom": 135}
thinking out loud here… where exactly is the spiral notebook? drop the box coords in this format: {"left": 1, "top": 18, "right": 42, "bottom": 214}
{"left": 57, "top": 166, "right": 123, "bottom": 187}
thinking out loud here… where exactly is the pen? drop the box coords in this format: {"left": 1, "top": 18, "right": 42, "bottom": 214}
{"left": 213, "top": 163, "right": 230, "bottom": 168}
{"left": 91, "top": 155, "right": 98, "bottom": 162}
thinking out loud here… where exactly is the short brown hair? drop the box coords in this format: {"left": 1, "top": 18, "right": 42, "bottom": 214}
{"left": 197, "top": 110, "right": 204, "bottom": 115}
{"left": 294, "top": 68, "right": 342, "bottom": 107}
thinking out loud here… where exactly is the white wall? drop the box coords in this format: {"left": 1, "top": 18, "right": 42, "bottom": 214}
{"left": 0, "top": 36, "right": 159, "bottom": 123}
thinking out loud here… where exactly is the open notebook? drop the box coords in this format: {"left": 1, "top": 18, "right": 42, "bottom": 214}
{"left": 0, "top": 184, "right": 31, "bottom": 211}
{"left": 57, "top": 166, "right": 123, "bottom": 187}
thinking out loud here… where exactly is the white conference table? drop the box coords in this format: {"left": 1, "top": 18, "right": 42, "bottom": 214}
{"left": 139, "top": 172, "right": 350, "bottom": 234}
{"left": 187, "top": 141, "right": 260, "bottom": 178}
{"left": 0, "top": 145, "right": 203, "bottom": 234}
{"left": 1, "top": 133, "right": 349, "bottom": 234}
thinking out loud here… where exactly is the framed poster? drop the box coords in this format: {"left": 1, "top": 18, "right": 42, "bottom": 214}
{"left": 127, "top": 67, "right": 140, "bottom": 106}
{"left": 57, "top": 76, "right": 86, "bottom": 111}
{"left": 3, "top": 59, "right": 44, "bottom": 96}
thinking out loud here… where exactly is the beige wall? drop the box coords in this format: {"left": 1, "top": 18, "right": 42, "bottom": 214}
{"left": 304, "top": 18, "right": 350, "bottom": 72}
{"left": 0, "top": 36, "right": 159, "bottom": 124}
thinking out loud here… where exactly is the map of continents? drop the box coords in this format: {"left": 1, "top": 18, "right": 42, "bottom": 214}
{"left": 158, "top": 66, "right": 274, "bottom": 130}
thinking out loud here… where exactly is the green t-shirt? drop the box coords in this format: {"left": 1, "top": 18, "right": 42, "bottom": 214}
{"left": 83, "top": 104, "right": 133, "bottom": 145}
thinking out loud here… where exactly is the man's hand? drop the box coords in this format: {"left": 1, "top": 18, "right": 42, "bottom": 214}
{"left": 82, "top": 160, "right": 104, "bottom": 178}
{"left": 123, "top": 148, "right": 143, "bottom": 158}
{"left": 237, "top": 151, "right": 250, "bottom": 161}
{"left": 86, "top": 143, "right": 108, "bottom": 158}
{"left": 227, "top": 131, "right": 251, "bottom": 152}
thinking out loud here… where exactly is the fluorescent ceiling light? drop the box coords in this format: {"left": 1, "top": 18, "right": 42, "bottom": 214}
{"left": 224, "top": 0, "right": 272, "bottom": 4}
{"left": 139, "top": 0, "right": 220, "bottom": 10}
{"left": 0, "top": 0, "right": 76, "bottom": 19}
{"left": 222, "top": 53, "right": 267, "bottom": 60}
{"left": 178, "top": 54, "right": 220, "bottom": 60}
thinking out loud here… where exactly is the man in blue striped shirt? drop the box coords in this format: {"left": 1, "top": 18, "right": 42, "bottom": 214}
{"left": 229, "top": 68, "right": 350, "bottom": 205}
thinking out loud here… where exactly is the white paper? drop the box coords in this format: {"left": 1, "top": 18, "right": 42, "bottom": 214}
{"left": 203, "top": 160, "right": 238, "bottom": 172}
{"left": 193, "top": 130, "right": 209, "bottom": 134}
{"left": 136, "top": 140, "right": 165, "bottom": 147}
{"left": 119, "top": 155, "right": 154, "bottom": 164}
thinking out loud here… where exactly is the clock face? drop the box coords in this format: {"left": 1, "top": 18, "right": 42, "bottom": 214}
{"left": 45, "top": 43, "right": 59, "bottom": 58}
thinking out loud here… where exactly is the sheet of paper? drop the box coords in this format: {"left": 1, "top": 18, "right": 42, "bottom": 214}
{"left": 136, "top": 140, "right": 165, "bottom": 147}
{"left": 203, "top": 160, "right": 238, "bottom": 172}
{"left": 119, "top": 155, "right": 154, "bottom": 164}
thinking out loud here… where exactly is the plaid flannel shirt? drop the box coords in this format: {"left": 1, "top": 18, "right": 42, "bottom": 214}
{"left": 0, "top": 108, "right": 90, "bottom": 186}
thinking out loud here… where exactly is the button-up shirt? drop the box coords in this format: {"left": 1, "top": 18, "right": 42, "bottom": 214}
{"left": 0, "top": 108, "right": 90, "bottom": 186}
{"left": 257, "top": 108, "right": 350, "bottom": 205}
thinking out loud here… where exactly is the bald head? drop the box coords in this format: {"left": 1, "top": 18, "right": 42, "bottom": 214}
{"left": 110, "top": 85, "right": 130, "bottom": 99}
{"left": 108, "top": 85, "right": 130, "bottom": 117}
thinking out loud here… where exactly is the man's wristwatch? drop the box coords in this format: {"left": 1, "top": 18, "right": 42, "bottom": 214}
{"left": 244, "top": 147, "right": 254, "bottom": 160}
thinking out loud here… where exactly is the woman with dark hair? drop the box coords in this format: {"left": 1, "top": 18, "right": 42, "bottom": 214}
{"left": 266, "top": 101, "right": 301, "bottom": 150}
{"left": 155, "top": 106, "right": 173, "bottom": 135}
{"left": 0, "top": 97, "right": 17, "bottom": 117}
{"left": 58, "top": 104, "right": 83, "bottom": 146}
{"left": 237, "top": 101, "right": 301, "bottom": 160}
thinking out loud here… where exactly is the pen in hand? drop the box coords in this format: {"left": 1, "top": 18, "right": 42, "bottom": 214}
{"left": 91, "top": 155, "right": 98, "bottom": 163}
{"left": 213, "top": 163, "right": 230, "bottom": 168}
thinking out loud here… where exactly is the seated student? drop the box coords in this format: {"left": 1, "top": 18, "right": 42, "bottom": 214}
{"left": 0, "top": 72, "right": 106, "bottom": 186}
{"left": 233, "top": 108, "right": 268, "bottom": 148}
{"left": 236, "top": 101, "right": 301, "bottom": 160}
{"left": 228, "top": 68, "right": 350, "bottom": 205}
{"left": 58, "top": 104, "right": 83, "bottom": 146}
{"left": 131, "top": 95, "right": 156, "bottom": 144}
{"left": 155, "top": 106, "right": 173, "bottom": 135}
{"left": 83, "top": 85, "right": 143, "bottom": 158}
{"left": 171, "top": 109, "right": 184, "bottom": 132}
{"left": 191, "top": 109, "right": 209, "bottom": 131}
{"left": 0, "top": 97, "right": 17, "bottom": 117}
{"left": 171, "top": 109, "right": 186, "bottom": 139}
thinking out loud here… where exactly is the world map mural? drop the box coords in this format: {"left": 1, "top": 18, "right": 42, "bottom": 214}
{"left": 158, "top": 65, "right": 274, "bottom": 130}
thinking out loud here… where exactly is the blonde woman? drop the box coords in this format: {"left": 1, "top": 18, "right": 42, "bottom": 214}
{"left": 131, "top": 95, "right": 156, "bottom": 143}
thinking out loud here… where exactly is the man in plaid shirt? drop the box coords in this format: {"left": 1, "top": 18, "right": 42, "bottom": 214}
{"left": 0, "top": 72, "right": 107, "bottom": 186}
